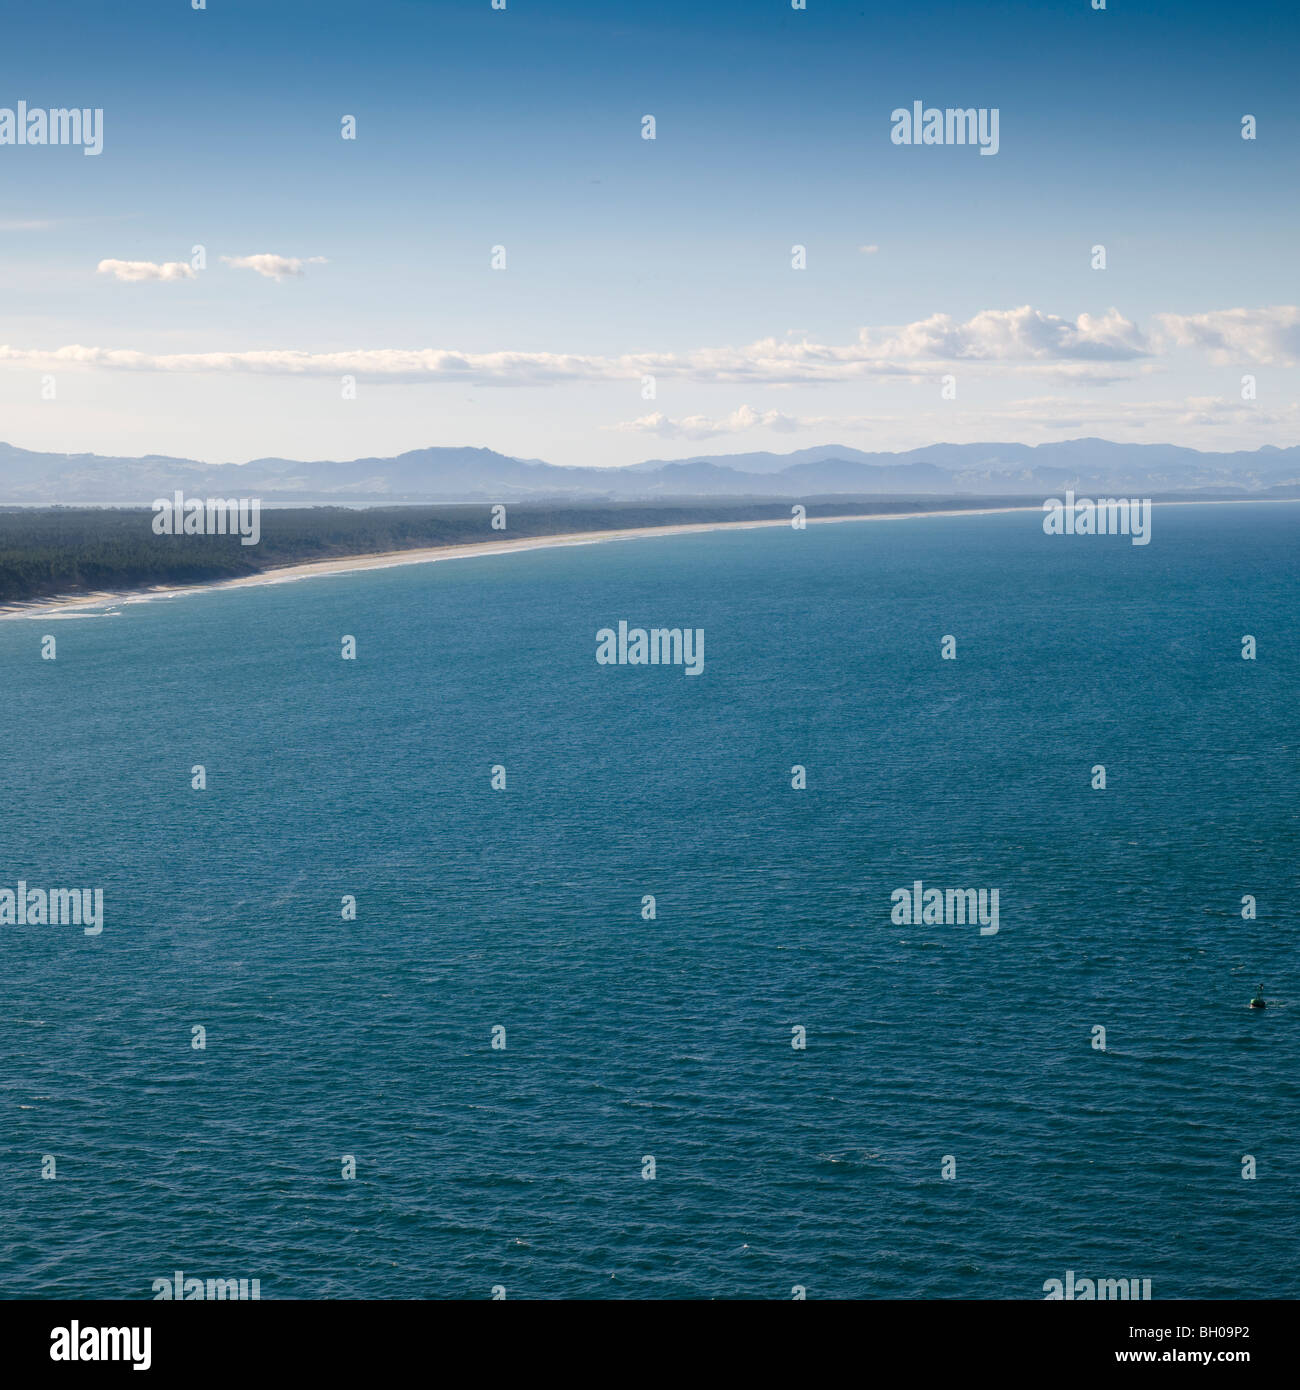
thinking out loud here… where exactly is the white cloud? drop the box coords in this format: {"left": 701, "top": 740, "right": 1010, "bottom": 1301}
{"left": 607, "top": 395, "right": 1300, "bottom": 443}
{"left": 0, "top": 305, "right": 1289, "bottom": 387}
{"left": 221, "top": 253, "right": 328, "bottom": 281}
{"left": 0, "top": 344, "right": 610, "bottom": 383}
{"left": 609, "top": 406, "right": 810, "bottom": 440}
{"left": 948, "top": 394, "right": 1300, "bottom": 431}
{"left": 1155, "top": 306, "right": 1300, "bottom": 365}
{"left": 639, "top": 307, "right": 1152, "bottom": 387}
{"left": 96, "top": 258, "right": 196, "bottom": 283}
{"left": 857, "top": 306, "right": 1151, "bottom": 364}
{"left": 858, "top": 244, "right": 879, "bottom": 254}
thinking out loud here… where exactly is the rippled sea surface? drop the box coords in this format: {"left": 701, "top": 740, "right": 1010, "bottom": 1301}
{"left": 1, "top": 503, "right": 1297, "bottom": 1299}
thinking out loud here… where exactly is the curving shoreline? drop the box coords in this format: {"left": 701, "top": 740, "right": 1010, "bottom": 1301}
{"left": 1, "top": 497, "right": 1294, "bottom": 621}
{"left": 0, "top": 506, "right": 1038, "bottom": 620}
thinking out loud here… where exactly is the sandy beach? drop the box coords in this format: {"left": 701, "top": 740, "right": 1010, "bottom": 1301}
{"left": 0, "top": 497, "right": 1292, "bottom": 621}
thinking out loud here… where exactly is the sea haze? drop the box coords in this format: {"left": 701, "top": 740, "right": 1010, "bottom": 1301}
{"left": 1, "top": 503, "right": 1297, "bottom": 1298}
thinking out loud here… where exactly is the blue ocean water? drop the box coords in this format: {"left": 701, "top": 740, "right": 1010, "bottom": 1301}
{"left": 1, "top": 502, "right": 1296, "bottom": 1300}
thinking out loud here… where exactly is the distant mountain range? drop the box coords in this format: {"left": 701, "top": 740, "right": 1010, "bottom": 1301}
{"left": 1, "top": 438, "right": 1298, "bottom": 506}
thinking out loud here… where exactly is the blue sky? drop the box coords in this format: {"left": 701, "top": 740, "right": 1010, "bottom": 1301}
{"left": 0, "top": 0, "right": 1296, "bottom": 466}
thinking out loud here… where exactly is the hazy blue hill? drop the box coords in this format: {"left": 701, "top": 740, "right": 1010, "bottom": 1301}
{"left": 779, "top": 457, "right": 955, "bottom": 493}
{"left": 0, "top": 438, "right": 1297, "bottom": 505}
{"left": 627, "top": 444, "right": 885, "bottom": 473}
